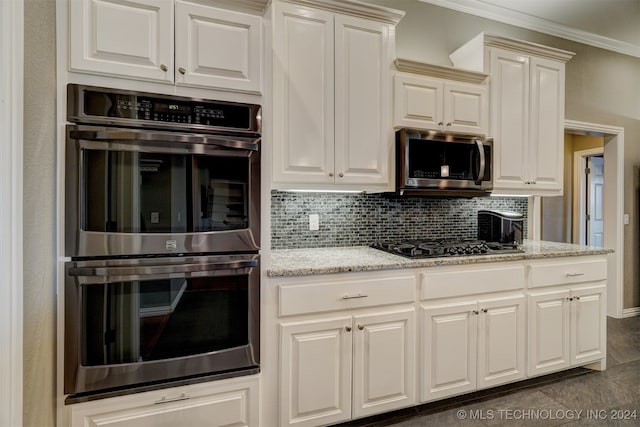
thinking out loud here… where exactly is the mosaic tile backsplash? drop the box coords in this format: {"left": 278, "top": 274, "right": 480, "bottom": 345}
{"left": 271, "top": 191, "right": 528, "bottom": 249}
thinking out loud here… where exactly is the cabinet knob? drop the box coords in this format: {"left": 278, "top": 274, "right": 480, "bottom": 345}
{"left": 358, "top": 325, "right": 364, "bottom": 330}
{"left": 482, "top": 308, "right": 488, "bottom": 313}
{"left": 575, "top": 296, "right": 581, "bottom": 301}
{"left": 329, "top": 172, "right": 334, "bottom": 177}
{"left": 438, "top": 122, "right": 444, "bottom": 126}
{"left": 472, "top": 310, "right": 479, "bottom": 315}
{"left": 160, "top": 64, "right": 168, "bottom": 72}
{"left": 178, "top": 67, "right": 186, "bottom": 75}
{"left": 345, "top": 326, "right": 352, "bottom": 332}
{"left": 338, "top": 173, "right": 344, "bottom": 178}
{"left": 446, "top": 122, "right": 452, "bottom": 127}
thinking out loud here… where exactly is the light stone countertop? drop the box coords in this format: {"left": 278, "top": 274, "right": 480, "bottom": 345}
{"left": 266, "top": 240, "right": 612, "bottom": 277}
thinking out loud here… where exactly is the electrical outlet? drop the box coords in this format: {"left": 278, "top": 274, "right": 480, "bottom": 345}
{"left": 151, "top": 212, "right": 160, "bottom": 224}
{"left": 309, "top": 214, "right": 320, "bottom": 231}
{"left": 623, "top": 213, "right": 629, "bottom": 225}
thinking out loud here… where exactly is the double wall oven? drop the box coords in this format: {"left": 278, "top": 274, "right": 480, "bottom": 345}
{"left": 64, "top": 85, "right": 261, "bottom": 399}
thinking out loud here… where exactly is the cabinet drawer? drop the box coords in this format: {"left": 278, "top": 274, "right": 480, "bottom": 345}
{"left": 279, "top": 276, "right": 415, "bottom": 317}
{"left": 528, "top": 259, "right": 607, "bottom": 288}
{"left": 421, "top": 265, "right": 524, "bottom": 300}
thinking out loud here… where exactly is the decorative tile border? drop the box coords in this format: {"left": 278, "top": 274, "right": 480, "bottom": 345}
{"left": 271, "top": 191, "right": 528, "bottom": 249}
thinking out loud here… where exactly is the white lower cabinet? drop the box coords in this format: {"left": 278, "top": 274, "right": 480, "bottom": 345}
{"left": 68, "top": 376, "right": 259, "bottom": 427}
{"left": 528, "top": 284, "right": 606, "bottom": 376}
{"left": 279, "top": 309, "right": 415, "bottom": 427}
{"left": 421, "top": 294, "right": 525, "bottom": 402}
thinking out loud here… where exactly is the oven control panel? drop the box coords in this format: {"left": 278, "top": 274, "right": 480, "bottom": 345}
{"left": 67, "top": 84, "right": 261, "bottom": 133}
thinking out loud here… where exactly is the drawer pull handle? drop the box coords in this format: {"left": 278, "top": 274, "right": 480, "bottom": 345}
{"left": 342, "top": 293, "right": 368, "bottom": 300}
{"left": 154, "top": 393, "right": 190, "bottom": 405}
{"left": 566, "top": 272, "right": 585, "bottom": 277}
{"left": 345, "top": 326, "right": 352, "bottom": 332}
{"left": 472, "top": 310, "right": 479, "bottom": 315}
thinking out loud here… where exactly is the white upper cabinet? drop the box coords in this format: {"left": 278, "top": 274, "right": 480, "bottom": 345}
{"left": 394, "top": 59, "right": 489, "bottom": 135}
{"left": 271, "top": 0, "right": 403, "bottom": 191}
{"left": 450, "top": 33, "right": 574, "bottom": 196}
{"left": 69, "top": 0, "right": 265, "bottom": 93}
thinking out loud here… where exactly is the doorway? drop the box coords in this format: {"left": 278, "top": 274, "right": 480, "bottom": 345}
{"left": 573, "top": 148, "right": 605, "bottom": 247}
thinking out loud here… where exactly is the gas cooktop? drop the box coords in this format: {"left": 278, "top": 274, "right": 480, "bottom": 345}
{"left": 370, "top": 239, "right": 523, "bottom": 259}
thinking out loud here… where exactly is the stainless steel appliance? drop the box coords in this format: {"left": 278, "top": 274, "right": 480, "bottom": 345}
{"left": 64, "top": 85, "right": 262, "bottom": 399}
{"left": 371, "top": 238, "right": 523, "bottom": 258}
{"left": 395, "top": 129, "right": 493, "bottom": 197}
{"left": 477, "top": 210, "right": 524, "bottom": 246}
{"left": 65, "top": 84, "right": 261, "bottom": 258}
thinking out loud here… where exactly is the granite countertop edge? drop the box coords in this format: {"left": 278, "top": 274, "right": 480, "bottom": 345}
{"left": 266, "top": 240, "right": 613, "bottom": 277}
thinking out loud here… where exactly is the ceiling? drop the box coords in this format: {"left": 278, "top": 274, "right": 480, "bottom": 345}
{"left": 419, "top": 0, "right": 640, "bottom": 58}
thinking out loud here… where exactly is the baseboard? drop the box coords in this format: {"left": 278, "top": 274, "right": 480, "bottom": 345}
{"left": 622, "top": 307, "right": 640, "bottom": 318}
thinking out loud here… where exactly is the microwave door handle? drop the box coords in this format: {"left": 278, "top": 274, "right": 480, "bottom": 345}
{"left": 69, "top": 130, "right": 260, "bottom": 151}
{"left": 475, "top": 139, "right": 486, "bottom": 185}
{"left": 69, "top": 260, "right": 258, "bottom": 277}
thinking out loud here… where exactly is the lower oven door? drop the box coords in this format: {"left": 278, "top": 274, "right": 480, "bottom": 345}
{"left": 64, "top": 254, "right": 260, "bottom": 396}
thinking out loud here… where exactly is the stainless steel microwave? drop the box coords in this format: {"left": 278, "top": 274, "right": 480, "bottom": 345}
{"left": 395, "top": 129, "right": 493, "bottom": 197}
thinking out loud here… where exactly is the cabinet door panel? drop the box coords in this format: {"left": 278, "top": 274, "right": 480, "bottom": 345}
{"left": 393, "top": 75, "right": 443, "bottom": 130}
{"left": 280, "top": 317, "right": 352, "bottom": 427}
{"left": 571, "top": 285, "right": 606, "bottom": 364}
{"left": 69, "top": 0, "right": 174, "bottom": 82}
{"left": 353, "top": 310, "right": 415, "bottom": 418}
{"left": 528, "top": 289, "right": 571, "bottom": 375}
{"left": 273, "top": 3, "right": 335, "bottom": 185}
{"left": 489, "top": 48, "right": 529, "bottom": 190}
{"left": 477, "top": 295, "right": 525, "bottom": 388}
{"left": 175, "top": 1, "right": 261, "bottom": 93}
{"left": 444, "top": 82, "right": 488, "bottom": 135}
{"left": 421, "top": 302, "right": 477, "bottom": 401}
{"left": 529, "top": 57, "right": 564, "bottom": 191}
{"left": 335, "top": 16, "right": 391, "bottom": 185}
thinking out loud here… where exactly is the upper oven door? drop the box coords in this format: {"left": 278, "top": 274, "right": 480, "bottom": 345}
{"left": 65, "top": 125, "right": 260, "bottom": 258}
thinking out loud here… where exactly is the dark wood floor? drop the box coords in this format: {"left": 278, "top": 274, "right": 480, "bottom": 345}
{"left": 334, "top": 316, "right": 640, "bottom": 427}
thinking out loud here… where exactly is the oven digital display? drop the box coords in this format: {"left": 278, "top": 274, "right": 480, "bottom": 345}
{"left": 154, "top": 102, "right": 192, "bottom": 115}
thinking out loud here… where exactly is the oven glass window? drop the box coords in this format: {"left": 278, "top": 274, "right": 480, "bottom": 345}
{"left": 81, "top": 275, "right": 249, "bottom": 365}
{"left": 83, "top": 151, "right": 249, "bottom": 233}
{"left": 407, "top": 139, "right": 491, "bottom": 181}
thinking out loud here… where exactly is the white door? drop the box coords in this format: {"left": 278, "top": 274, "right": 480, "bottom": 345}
{"left": 174, "top": 1, "right": 261, "bottom": 93}
{"left": 272, "top": 2, "right": 335, "bottom": 185}
{"left": 443, "top": 82, "right": 488, "bottom": 135}
{"left": 69, "top": 0, "right": 174, "bottom": 82}
{"left": 279, "top": 317, "right": 352, "bottom": 427}
{"left": 334, "top": 15, "right": 391, "bottom": 186}
{"left": 489, "top": 48, "right": 530, "bottom": 190}
{"left": 571, "top": 285, "right": 606, "bottom": 365}
{"left": 527, "top": 289, "right": 571, "bottom": 376}
{"left": 421, "top": 301, "right": 478, "bottom": 402}
{"left": 528, "top": 56, "right": 565, "bottom": 192}
{"left": 352, "top": 309, "right": 415, "bottom": 418}
{"left": 586, "top": 155, "right": 605, "bottom": 247}
{"left": 393, "top": 74, "right": 443, "bottom": 130}
{"left": 476, "top": 295, "right": 525, "bottom": 389}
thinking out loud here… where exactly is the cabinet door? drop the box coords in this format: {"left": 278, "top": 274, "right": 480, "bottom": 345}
{"left": 393, "top": 75, "right": 443, "bottom": 131}
{"left": 280, "top": 317, "right": 352, "bottom": 427}
{"left": 489, "top": 48, "right": 530, "bottom": 191}
{"left": 69, "top": 0, "right": 174, "bottom": 83}
{"left": 527, "top": 289, "right": 571, "bottom": 376}
{"left": 335, "top": 15, "right": 392, "bottom": 186}
{"left": 528, "top": 56, "right": 565, "bottom": 194}
{"left": 421, "top": 302, "right": 477, "bottom": 402}
{"left": 477, "top": 295, "right": 525, "bottom": 389}
{"left": 443, "top": 82, "right": 488, "bottom": 135}
{"left": 175, "top": 1, "right": 262, "bottom": 93}
{"left": 352, "top": 309, "right": 415, "bottom": 418}
{"left": 272, "top": 2, "right": 335, "bottom": 185}
{"left": 70, "top": 377, "right": 259, "bottom": 427}
{"left": 571, "top": 284, "right": 606, "bottom": 365}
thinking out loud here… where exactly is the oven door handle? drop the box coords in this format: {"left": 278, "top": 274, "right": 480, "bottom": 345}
{"left": 69, "top": 129, "right": 260, "bottom": 152}
{"left": 69, "top": 259, "right": 258, "bottom": 277}
{"left": 475, "top": 139, "right": 486, "bottom": 185}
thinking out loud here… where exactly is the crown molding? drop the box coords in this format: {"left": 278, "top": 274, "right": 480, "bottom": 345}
{"left": 279, "top": 0, "right": 405, "bottom": 24}
{"left": 195, "top": 0, "right": 271, "bottom": 14}
{"left": 482, "top": 33, "right": 575, "bottom": 63}
{"left": 394, "top": 58, "right": 488, "bottom": 84}
{"left": 419, "top": 0, "right": 640, "bottom": 59}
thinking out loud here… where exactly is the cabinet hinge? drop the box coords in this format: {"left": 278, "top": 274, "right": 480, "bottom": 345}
{"left": 585, "top": 167, "right": 591, "bottom": 175}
